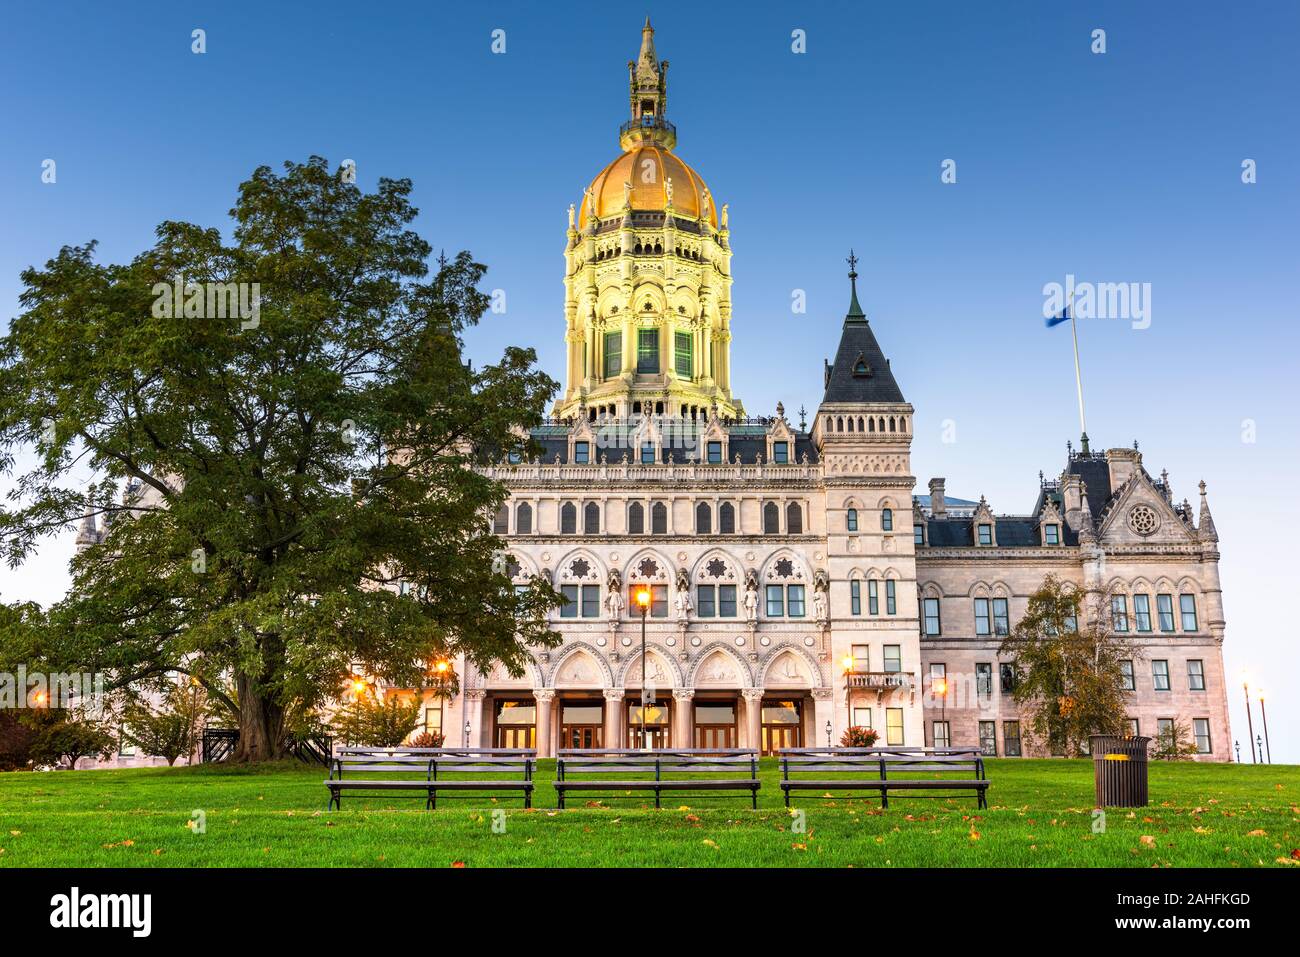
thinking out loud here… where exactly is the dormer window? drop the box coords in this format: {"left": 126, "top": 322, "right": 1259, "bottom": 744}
{"left": 707, "top": 440, "right": 722, "bottom": 464}
{"left": 851, "top": 351, "right": 871, "bottom": 376}
{"left": 977, "top": 523, "right": 993, "bottom": 546}
{"left": 640, "top": 442, "right": 656, "bottom": 465}
{"left": 914, "top": 524, "right": 925, "bottom": 545}
{"left": 1044, "top": 523, "right": 1060, "bottom": 545}
{"left": 773, "top": 441, "right": 789, "bottom": 464}
{"left": 574, "top": 441, "right": 590, "bottom": 464}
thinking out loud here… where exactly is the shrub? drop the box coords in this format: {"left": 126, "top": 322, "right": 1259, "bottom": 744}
{"left": 840, "top": 726, "right": 879, "bottom": 748}
{"left": 332, "top": 695, "right": 422, "bottom": 747}
{"left": 406, "top": 731, "right": 445, "bottom": 748}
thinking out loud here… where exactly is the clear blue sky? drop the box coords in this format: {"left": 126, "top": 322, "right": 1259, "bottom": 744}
{"left": 1, "top": 1, "right": 1297, "bottom": 759}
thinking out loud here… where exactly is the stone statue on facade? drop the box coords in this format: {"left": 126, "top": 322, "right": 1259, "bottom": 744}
{"left": 743, "top": 581, "right": 759, "bottom": 623}
{"left": 674, "top": 586, "right": 692, "bottom": 621}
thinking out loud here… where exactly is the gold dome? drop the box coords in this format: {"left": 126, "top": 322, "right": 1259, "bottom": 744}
{"left": 578, "top": 145, "right": 717, "bottom": 229}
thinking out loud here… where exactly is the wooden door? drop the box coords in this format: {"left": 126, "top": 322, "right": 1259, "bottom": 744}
{"left": 694, "top": 725, "right": 735, "bottom": 749}
{"left": 496, "top": 725, "right": 534, "bottom": 749}
{"left": 561, "top": 725, "right": 603, "bottom": 749}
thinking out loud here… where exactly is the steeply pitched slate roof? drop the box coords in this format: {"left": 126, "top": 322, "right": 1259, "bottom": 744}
{"left": 821, "top": 270, "right": 905, "bottom": 405}
{"left": 921, "top": 515, "right": 1078, "bottom": 548}
{"left": 1066, "top": 455, "right": 1113, "bottom": 517}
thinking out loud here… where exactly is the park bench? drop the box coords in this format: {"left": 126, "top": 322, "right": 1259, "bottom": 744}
{"left": 779, "top": 747, "right": 988, "bottom": 809}
{"left": 554, "top": 748, "right": 760, "bottom": 809}
{"left": 325, "top": 747, "right": 535, "bottom": 810}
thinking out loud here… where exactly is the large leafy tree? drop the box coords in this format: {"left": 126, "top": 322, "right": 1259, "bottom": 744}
{"left": 0, "top": 157, "right": 561, "bottom": 761}
{"left": 998, "top": 575, "right": 1136, "bottom": 757}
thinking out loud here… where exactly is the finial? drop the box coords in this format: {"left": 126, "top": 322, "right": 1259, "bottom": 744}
{"left": 1198, "top": 479, "right": 1207, "bottom": 497}
{"left": 798, "top": 404, "right": 807, "bottom": 431}
{"left": 845, "top": 249, "right": 865, "bottom": 320}
{"left": 776, "top": 401, "right": 785, "bottom": 420}
{"left": 1080, "top": 431, "right": 1090, "bottom": 454}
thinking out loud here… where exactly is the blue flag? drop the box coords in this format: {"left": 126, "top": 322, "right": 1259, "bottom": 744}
{"left": 1045, "top": 303, "right": 1070, "bottom": 328}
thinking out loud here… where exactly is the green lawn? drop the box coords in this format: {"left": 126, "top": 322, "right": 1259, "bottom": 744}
{"left": 0, "top": 758, "right": 1296, "bottom": 867}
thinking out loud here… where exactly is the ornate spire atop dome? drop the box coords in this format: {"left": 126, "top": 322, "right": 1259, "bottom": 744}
{"left": 623, "top": 18, "right": 673, "bottom": 150}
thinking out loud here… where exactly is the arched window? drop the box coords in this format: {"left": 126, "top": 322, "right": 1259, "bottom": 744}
{"left": 583, "top": 502, "right": 600, "bottom": 534}
{"left": 560, "top": 502, "right": 577, "bottom": 534}
{"left": 786, "top": 502, "right": 803, "bottom": 534}
{"left": 881, "top": 508, "right": 893, "bottom": 532}
{"left": 868, "top": 417, "right": 875, "bottom": 432}
{"left": 696, "top": 501, "right": 712, "bottom": 534}
{"left": 493, "top": 504, "right": 509, "bottom": 535}
{"left": 847, "top": 417, "right": 855, "bottom": 432}
{"left": 846, "top": 508, "right": 858, "bottom": 532}
{"left": 515, "top": 502, "right": 533, "bottom": 535}
{"left": 719, "top": 502, "right": 736, "bottom": 534}
{"left": 763, "top": 502, "right": 780, "bottom": 534}
{"left": 651, "top": 502, "right": 668, "bottom": 534}
{"left": 628, "top": 501, "right": 644, "bottom": 535}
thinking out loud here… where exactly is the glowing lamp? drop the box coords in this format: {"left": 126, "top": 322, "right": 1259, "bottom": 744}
{"left": 435, "top": 660, "right": 449, "bottom": 673}
{"left": 636, "top": 588, "right": 651, "bottom": 609}
{"left": 841, "top": 655, "right": 854, "bottom": 673}
{"left": 933, "top": 677, "right": 948, "bottom": 696}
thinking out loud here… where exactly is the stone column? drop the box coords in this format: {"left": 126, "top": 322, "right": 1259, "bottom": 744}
{"left": 673, "top": 689, "right": 694, "bottom": 748}
{"left": 534, "top": 689, "right": 555, "bottom": 758}
{"left": 603, "top": 689, "right": 624, "bottom": 750}
{"left": 742, "top": 688, "right": 764, "bottom": 751}
{"left": 465, "top": 690, "right": 487, "bottom": 748}
{"left": 812, "top": 688, "right": 835, "bottom": 749}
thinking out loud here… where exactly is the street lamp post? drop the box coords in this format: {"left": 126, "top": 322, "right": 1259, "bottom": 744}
{"left": 842, "top": 655, "right": 854, "bottom": 733}
{"left": 1241, "top": 673, "right": 1256, "bottom": 763}
{"left": 1234, "top": 740, "right": 1240, "bottom": 763}
{"left": 825, "top": 720, "right": 832, "bottom": 748}
{"left": 1257, "top": 689, "right": 1272, "bottom": 764}
{"left": 463, "top": 719, "right": 470, "bottom": 748}
{"left": 635, "top": 586, "right": 651, "bottom": 750}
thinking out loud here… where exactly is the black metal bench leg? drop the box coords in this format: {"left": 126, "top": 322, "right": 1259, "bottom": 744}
{"left": 426, "top": 790, "right": 434, "bottom": 810}
{"left": 784, "top": 789, "right": 790, "bottom": 808}
{"left": 525, "top": 789, "right": 531, "bottom": 809}
{"left": 751, "top": 787, "right": 757, "bottom": 810}
{"left": 881, "top": 789, "right": 888, "bottom": 810}
{"left": 654, "top": 788, "right": 661, "bottom": 810}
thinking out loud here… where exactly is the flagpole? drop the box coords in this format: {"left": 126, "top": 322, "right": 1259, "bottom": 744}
{"left": 1067, "top": 289, "right": 1089, "bottom": 454}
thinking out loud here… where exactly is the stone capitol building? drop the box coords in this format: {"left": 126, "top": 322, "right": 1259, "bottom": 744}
{"left": 431, "top": 22, "right": 1233, "bottom": 761}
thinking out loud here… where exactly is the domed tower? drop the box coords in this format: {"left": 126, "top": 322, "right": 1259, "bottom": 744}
{"left": 555, "top": 19, "right": 742, "bottom": 421}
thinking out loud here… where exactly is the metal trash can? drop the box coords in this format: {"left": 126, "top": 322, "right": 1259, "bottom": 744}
{"left": 1090, "top": 735, "right": 1150, "bottom": 807}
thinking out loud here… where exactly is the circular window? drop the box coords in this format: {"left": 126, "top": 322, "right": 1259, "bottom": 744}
{"left": 1128, "top": 504, "right": 1159, "bottom": 536}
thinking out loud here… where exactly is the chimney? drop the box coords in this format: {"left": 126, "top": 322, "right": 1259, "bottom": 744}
{"left": 1106, "top": 447, "right": 1141, "bottom": 490}
{"left": 928, "top": 478, "right": 946, "bottom": 518}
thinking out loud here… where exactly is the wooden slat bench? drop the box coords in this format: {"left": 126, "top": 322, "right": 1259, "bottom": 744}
{"left": 325, "top": 747, "right": 535, "bottom": 810}
{"left": 554, "top": 748, "right": 760, "bottom": 809}
{"left": 779, "top": 747, "right": 988, "bottom": 809}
